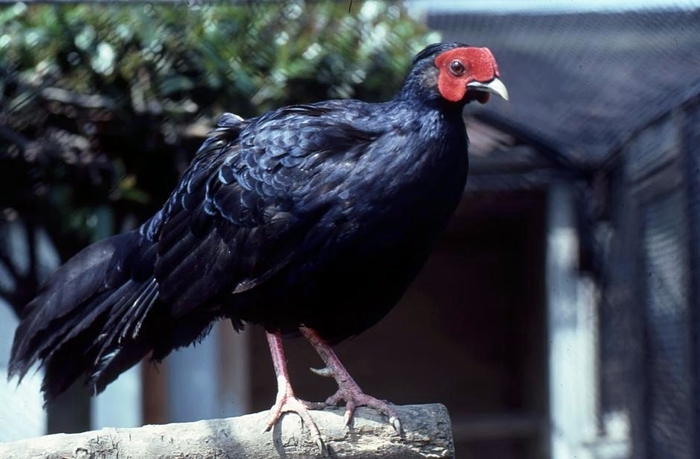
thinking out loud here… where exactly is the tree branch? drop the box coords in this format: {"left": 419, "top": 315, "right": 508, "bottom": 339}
{"left": 0, "top": 404, "right": 453, "bottom": 459}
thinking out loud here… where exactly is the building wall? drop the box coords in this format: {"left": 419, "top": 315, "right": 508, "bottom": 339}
{"left": 0, "top": 303, "right": 46, "bottom": 442}
{"left": 683, "top": 98, "right": 700, "bottom": 459}
{"left": 602, "top": 104, "right": 698, "bottom": 459}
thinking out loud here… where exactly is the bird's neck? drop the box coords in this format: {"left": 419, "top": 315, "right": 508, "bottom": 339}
{"left": 393, "top": 69, "right": 467, "bottom": 117}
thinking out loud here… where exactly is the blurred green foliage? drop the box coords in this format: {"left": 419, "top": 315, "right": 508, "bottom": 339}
{"left": 0, "top": 1, "right": 438, "bottom": 313}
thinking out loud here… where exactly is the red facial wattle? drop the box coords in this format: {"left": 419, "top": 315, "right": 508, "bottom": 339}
{"left": 434, "top": 47, "right": 505, "bottom": 104}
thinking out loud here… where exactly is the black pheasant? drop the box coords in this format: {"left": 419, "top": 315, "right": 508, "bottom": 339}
{"left": 9, "top": 42, "right": 508, "bottom": 441}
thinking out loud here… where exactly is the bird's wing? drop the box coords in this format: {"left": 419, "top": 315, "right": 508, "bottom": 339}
{"left": 144, "top": 103, "right": 380, "bottom": 317}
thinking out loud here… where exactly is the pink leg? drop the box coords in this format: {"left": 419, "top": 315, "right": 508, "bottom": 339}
{"left": 265, "top": 331, "right": 324, "bottom": 451}
{"left": 300, "top": 326, "right": 402, "bottom": 433}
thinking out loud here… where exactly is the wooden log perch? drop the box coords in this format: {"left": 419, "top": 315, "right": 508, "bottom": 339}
{"left": 0, "top": 403, "right": 453, "bottom": 459}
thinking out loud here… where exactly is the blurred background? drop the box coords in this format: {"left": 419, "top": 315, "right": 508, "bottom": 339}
{"left": 1, "top": 1, "right": 699, "bottom": 458}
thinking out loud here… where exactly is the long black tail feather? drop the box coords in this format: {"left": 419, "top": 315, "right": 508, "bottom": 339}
{"left": 8, "top": 230, "right": 159, "bottom": 402}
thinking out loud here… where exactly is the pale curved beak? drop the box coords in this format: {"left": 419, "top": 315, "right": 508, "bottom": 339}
{"left": 468, "top": 77, "right": 509, "bottom": 101}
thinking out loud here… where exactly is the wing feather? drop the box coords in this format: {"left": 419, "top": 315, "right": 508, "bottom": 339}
{"left": 147, "top": 103, "right": 381, "bottom": 318}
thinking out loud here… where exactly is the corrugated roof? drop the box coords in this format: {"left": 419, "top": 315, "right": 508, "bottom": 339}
{"left": 429, "top": 8, "right": 700, "bottom": 166}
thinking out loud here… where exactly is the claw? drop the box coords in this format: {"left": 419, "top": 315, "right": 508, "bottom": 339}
{"left": 300, "top": 326, "right": 402, "bottom": 436}
{"left": 343, "top": 409, "right": 353, "bottom": 428}
{"left": 343, "top": 399, "right": 356, "bottom": 427}
{"left": 390, "top": 416, "right": 402, "bottom": 435}
{"left": 264, "top": 332, "right": 326, "bottom": 448}
{"left": 310, "top": 366, "right": 334, "bottom": 378}
{"left": 265, "top": 395, "right": 326, "bottom": 452}
{"left": 316, "top": 437, "right": 326, "bottom": 455}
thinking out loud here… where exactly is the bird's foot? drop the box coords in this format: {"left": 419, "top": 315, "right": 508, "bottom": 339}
{"left": 265, "top": 385, "right": 325, "bottom": 453}
{"left": 310, "top": 366, "right": 402, "bottom": 433}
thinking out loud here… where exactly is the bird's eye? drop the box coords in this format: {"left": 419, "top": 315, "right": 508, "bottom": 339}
{"left": 449, "top": 60, "right": 465, "bottom": 76}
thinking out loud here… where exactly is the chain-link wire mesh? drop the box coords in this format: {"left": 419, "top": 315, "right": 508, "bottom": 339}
{"left": 429, "top": 7, "right": 700, "bottom": 165}
{"left": 643, "top": 190, "right": 694, "bottom": 459}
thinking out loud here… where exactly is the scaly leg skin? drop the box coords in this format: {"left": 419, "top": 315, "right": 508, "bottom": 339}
{"left": 265, "top": 331, "right": 325, "bottom": 453}
{"left": 300, "top": 326, "right": 402, "bottom": 434}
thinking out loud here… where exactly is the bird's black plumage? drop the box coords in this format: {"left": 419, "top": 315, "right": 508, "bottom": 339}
{"left": 9, "top": 42, "right": 503, "bottom": 401}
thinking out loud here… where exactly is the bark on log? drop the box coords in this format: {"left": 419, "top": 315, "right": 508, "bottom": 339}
{"left": 0, "top": 403, "right": 453, "bottom": 459}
